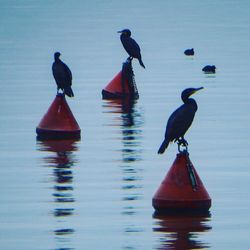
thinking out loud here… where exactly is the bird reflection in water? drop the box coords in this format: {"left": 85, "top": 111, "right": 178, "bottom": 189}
{"left": 153, "top": 212, "right": 212, "bottom": 249}
{"left": 37, "top": 139, "right": 79, "bottom": 250}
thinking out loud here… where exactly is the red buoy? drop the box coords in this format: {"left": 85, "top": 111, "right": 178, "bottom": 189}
{"left": 36, "top": 94, "right": 81, "bottom": 140}
{"left": 153, "top": 152, "right": 211, "bottom": 213}
{"left": 102, "top": 60, "right": 139, "bottom": 99}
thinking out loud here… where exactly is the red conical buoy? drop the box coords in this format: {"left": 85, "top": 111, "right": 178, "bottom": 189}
{"left": 36, "top": 94, "right": 81, "bottom": 140}
{"left": 102, "top": 60, "right": 139, "bottom": 99}
{"left": 153, "top": 152, "right": 211, "bottom": 213}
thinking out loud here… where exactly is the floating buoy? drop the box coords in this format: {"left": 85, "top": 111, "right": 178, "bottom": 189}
{"left": 102, "top": 59, "right": 139, "bottom": 99}
{"left": 153, "top": 152, "right": 211, "bottom": 213}
{"left": 36, "top": 94, "right": 81, "bottom": 140}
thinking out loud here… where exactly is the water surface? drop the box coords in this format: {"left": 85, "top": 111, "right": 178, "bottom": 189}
{"left": 1, "top": 1, "right": 250, "bottom": 249}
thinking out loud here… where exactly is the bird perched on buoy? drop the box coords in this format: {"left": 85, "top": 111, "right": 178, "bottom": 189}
{"left": 202, "top": 65, "right": 216, "bottom": 73}
{"left": 118, "top": 29, "right": 145, "bottom": 68}
{"left": 52, "top": 52, "right": 74, "bottom": 97}
{"left": 184, "top": 48, "right": 194, "bottom": 56}
{"left": 158, "top": 87, "right": 204, "bottom": 154}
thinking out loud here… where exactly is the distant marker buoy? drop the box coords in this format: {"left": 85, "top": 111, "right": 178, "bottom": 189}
{"left": 153, "top": 152, "right": 211, "bottom": 213}
{"left": 102, "top": 59, "right": 139, "bottom": 99}
{"left": 36, "top": 94, "right": 81, "bottom": 140}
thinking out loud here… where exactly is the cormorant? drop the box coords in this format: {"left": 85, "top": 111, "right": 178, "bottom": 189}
{"left": 184, "top": 48, "right": 194, "bottom": 56}
{"left": 52, "top": 52, "right": 74, "bottom": 97}
{"left": 118, "top": 29, "right": 145, "bottom": 68}
{"left": 202, "top": 65, "right": 216, "bottom": 73}
{"left": 158, "top": 87, "right": 204, "bottom": 154}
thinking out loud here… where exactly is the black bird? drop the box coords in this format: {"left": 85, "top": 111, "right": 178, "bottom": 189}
{"left": 184, "top": 48, "right": 194, "bottom": 56}
{"left": 52, "top": 52, "right": 74, "bottom": 97}
{"left": 118, "top": 29, "right": 145, "bottom": 68}
{"left": 202, "top": 65, "right": 216, "bottom": 73}
{"left": 158, "top": 87, "right": 204, "bottom": 154}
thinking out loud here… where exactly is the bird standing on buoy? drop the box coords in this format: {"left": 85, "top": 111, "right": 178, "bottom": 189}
{"left": 158, "top": 87, "right": 204, "bottom": 154}
{"left": 52, "top": 52, "right": 74, "bottom": 97}
{"left": 118, "top": 29, "right": 145, "bottom": 69}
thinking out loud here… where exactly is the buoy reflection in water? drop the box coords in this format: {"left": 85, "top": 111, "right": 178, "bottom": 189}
{"left": 102, "top": 98, "right": 145, "bottom": 248}
{"left": 37, "top": 139, "right": 79, "bottom": 250}
{"left": 153, "top": 212, "right": 212, "bottom": 249}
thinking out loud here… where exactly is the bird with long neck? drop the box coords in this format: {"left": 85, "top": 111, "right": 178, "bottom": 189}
{"left": 52, "top": 52, "right": 74, "bottom": 97}
{"left": 158, "top": 87, "right": 204, "bottom": 154}
{"left": 118, "top": 29, "right": 145, "bottom": 68}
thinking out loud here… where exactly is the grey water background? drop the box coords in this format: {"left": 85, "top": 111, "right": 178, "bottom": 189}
{"left": 1, "top": 0, "right": 250, "bottom": 249}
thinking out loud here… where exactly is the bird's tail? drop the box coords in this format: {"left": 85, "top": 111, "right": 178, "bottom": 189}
{"left": 158, "top": 139, "right": 169, "bottom": 154}
{"left": 138, "top": 57, "right": 145, "bottom": 68}
{"left": 64, "top": 86, "right": 74, "bottom": 97}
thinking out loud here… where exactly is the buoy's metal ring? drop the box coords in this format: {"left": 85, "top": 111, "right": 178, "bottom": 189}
{"left": 177, "top": 139, "right": 189, "bottom": 154}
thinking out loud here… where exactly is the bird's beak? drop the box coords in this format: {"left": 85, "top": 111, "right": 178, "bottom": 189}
{"left": 193, "top": 87, "right": 204, "bottom": 94}
{"left": 196, "top": 87, "right": 204, "bottom": 91}
{"left": 117, "top": 30, "right": 122, "bottom": 33}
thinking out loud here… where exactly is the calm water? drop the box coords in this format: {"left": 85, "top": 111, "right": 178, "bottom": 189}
{"left": 1, "top": 1, "right": 250, "bottom": 249}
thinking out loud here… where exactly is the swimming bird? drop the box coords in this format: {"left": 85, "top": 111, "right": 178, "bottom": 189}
{"left": 184, "top": 48, "right": 194, "bottom": 56}
{"left": 52, "top": 52, "right": 74, "bottom": 97}
{"left": 158, "top": 87, "right": 204, "bottom": 154}
{"left": 202, "top": 65, "right": 216, "bottom": 73}
{"left": 118, "top": 29, "right": 145, "bottom": 68}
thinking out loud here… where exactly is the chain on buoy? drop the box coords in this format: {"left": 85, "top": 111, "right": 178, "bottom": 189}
{"left": 102, "top": 58, "right": 139, "bottom": 99}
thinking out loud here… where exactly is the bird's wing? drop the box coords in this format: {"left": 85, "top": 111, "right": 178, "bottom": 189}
{"left": 52, "top": 61, "right": 72, "bottom": 88}
{"left": 62, "top": 62, "right": 72, "bottom": 83}
{"left": 122, "top": 37, "right": 141, "bottom": 58}
{"left": 165, "top": 104, "right": 196, "bottom": 141}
